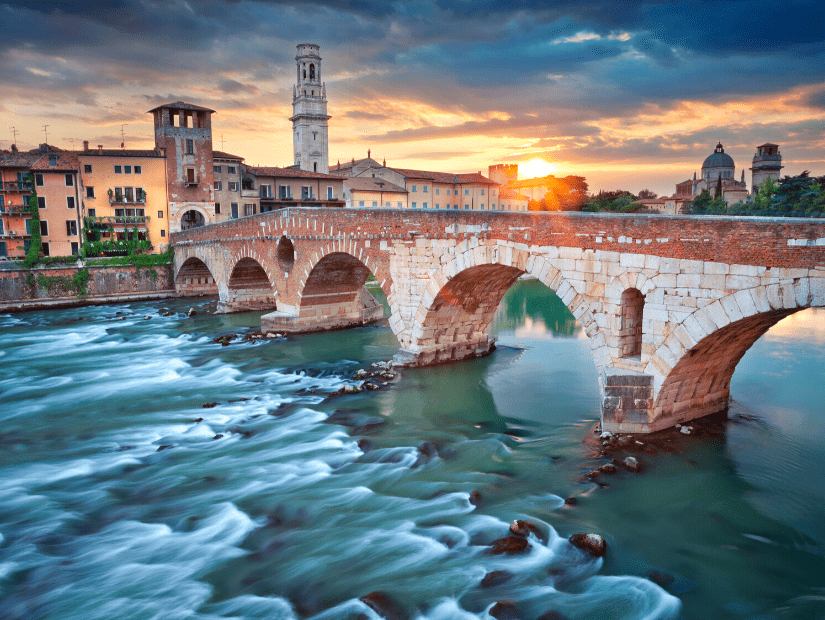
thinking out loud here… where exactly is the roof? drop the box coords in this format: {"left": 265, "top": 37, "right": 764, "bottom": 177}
{"left": 30, "top": 151, "right": 79, "bottom": 172}
{"left": 702, "top": 143, "right": 735, "bottom": 170}
{"left": 499, "top": 188, "right": 528, "bottom": 200}
{"left": 146, "top": 101, "right": 216, "bottom": 114}
{"left": 757, "top": 143, "right": 779, "bottom": 148}
{"left": 247, "top": 165, "right": 341, "bottom": 180}
{"left": 80, "top": 149, "right": 163, "bottom": 158}
{"left": 212, "top": 150, "right": 244, "bottom": 161}
{"left": 390, "top": 167, "right": 498, "bottom": 185}
{"left": 0, "top": 150, "right": 43, "bottom": 168}
{"left": 344, "top": 177, "right": 407, "bottom": 193}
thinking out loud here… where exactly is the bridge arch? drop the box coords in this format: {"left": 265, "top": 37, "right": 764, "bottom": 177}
{"left": 396, "top": 240, "right": 604, "bottom": 367}
{"left": 175, "top": 256, "right": 218, "bottom": 297}
{"left": 218, "top": 251, "right": 277, "bottom": 313}
{"left": 645, "top": 277, "right": 825, "bottom": 429}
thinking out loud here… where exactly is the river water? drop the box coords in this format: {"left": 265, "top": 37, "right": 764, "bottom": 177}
{"left": 0, "top": 280, "right": 823, "bottom": 620}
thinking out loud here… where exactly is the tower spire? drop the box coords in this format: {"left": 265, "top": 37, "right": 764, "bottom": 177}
{"left": 290, "top": 43, "right": 330, "bottom": 173}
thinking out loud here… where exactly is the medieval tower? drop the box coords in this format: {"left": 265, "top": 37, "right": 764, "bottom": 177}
{"left": 290, "top": 44, "right": 330, "bottom": 174}
{"left": 750, "top": 143, "right": 783, "bottom": 191}
{"left": 149, "top": 101, "right": 216, "bottom": 232}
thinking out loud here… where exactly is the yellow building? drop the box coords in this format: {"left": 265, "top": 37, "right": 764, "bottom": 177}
{"left": 78, "top": 145, "right": 170, "bottom": 254}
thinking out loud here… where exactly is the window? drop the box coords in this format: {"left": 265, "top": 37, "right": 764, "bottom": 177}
{"left": 244, "top": 204, "right": 255, "bottom": 216}
{"left": 359, "top": 201, "right": 364, "bottom": 206}
{"left": 423, "top": 202, "right": 428, "bottom": 208}
{"left": 301, "top": 186, "right": 312, "bottom": 199}
{"left": 411, "top": 185, "right": 417, "bottom": 191}
{"left": 231, "top": 203, "right": 238, "bottom": 218}
{"left": 327, "top": 186, "right": 333, "bottom": 200}
{"left": 40, "top": 220, "right": 48, "bottom": 236}
{"left": 464, "top": 204, "right": 469, "bottom": 209}
{"left": 481, "top": 188, "right": 485, "bottom": 195}
{"left": 279, "top": 185, "right": 290, "bottom": 199}
{"left": 135, "top": 187, "right": 144, "bottom": 202}
{"left": 492, "top": 189, "right": 496, "bottom": 196}
{"left": 41, "top": 242, "right": 49, "bottom": 257}
{"left": 134, "top": 166, "right": 141, "bottom": 174}
{"left": 88, "top": 208, "right": 96, "bottom": 217}
{"left": 215, "top": 180, "right": 222, "bottom": 191}
{"left": 214, "top": 165, "right": 222, "bottom": 173}
{"left": 124, "top": 187, "right": 134, "bottom": 202}
{"left": 385, "top": 201, "right": 391, "bottom": 207}
{"left": 114, "top": 187, "right": 123, "bottom": 201}
{"left": 435, "top": 203, "right": 440, "bottom": 209}
{"left": 0, "top": 220, "right": 3, "bottom": 234}
{"left": 188, "top": 169, "right": 198, "bottom": 184}
{"left": 0, "top": 241, "right": 5, "bottom": 257}
{"left": 372, "top": 201, "right": 377, "bottom": 207}
{"left": 114, "top": 165, "right": 122, "bottom": 173}
{"left": 186, "top": 139, "right": 194, "bottom": 154}
{"left": 229, "top": 182, "right": 238, "bottom": 191}
{"left": 160, "top": 230, "right": 166, "bottom": 237}
{"left": 227, "top": 166, "right": 236, "bottom": 174}
{"left": 66, "top": 220, "right": 77, "bottom": 236}
{"left": 38, "top": 196, "right": 46, "bottom": 209}
{"left": 423, "top": 186, "right": 428, "bottom": 193}
{"left": 25, "top": 219, "right": 32, "bottom": 235}
{"left": 34, "top": 173, "right": 44, "bottom": 186}
{"left": 158, "top": 210, "right": 164, "bottom": 218}
{"left": 491, "top": 204, "right": 496, "bottom": 209}
{"left": 124, "top": 165, "right": 132, "bottom": 174}
{"left": 84, "top": 164, "right": 92, "bottom": 173}
{"left": 435, "top": 188, "right": 440, "bottom": 195}
{"left": 453, "top": 204, "right": 458, "bottom": 209}
{"left": 464, "top": 189, "right": 469, "bottom": 195}
{"left": 260, "top": 184, "right": 272, "bottom": 198}
{"left": 86, "top": 186, "right": 95, "bottom": 198}
{"left": 397, "top": 201, "right": 402, "bottom": 208}
{"left": 67, "top": 196, "right": 75, "bottom": 210}
{"left": 215, "top": 203, "right": 220, "bottom": 214}
{"left": 71, "top": 242, "right": 78, "bottom": 255}
{"left": 412, "top": 202, "right": 417, "bottom": 208}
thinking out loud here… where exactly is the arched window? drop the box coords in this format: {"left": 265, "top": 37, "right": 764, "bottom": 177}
{"left": 620, "top": 288, "right": 644, "bottom": 358}
{"left": 313, "top": 162, "right": 317, "bottom": 172}
{"left": 303, "top": 69, "right": 306, "bottom": 79}
{"left": 309, "top": 64, "right": 315, "bottom": 80}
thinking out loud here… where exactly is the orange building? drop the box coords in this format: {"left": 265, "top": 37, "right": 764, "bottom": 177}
{"left": 0, "top": 148, "right": 38, "bottom": 259}
{"left": 77, "top": 144, "right": 170, "bottom": 254}
{"left": 30, "top": 147, "right": 82, "bottom": 257}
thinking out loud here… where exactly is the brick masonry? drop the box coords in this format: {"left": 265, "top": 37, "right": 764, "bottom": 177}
{"left": 171, "top": 208, "right": 825, "bottom": 433}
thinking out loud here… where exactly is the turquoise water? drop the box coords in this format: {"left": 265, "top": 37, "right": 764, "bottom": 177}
{"left": 0, "top": 280, "right": 823, "bottom": 619}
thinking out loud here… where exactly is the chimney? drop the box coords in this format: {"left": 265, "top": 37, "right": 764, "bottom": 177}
{"left": 98, "top": 145, "right": 103, "bottom": 154}
{"left": 83, "top": 140, "right": 89, "bottom": 151}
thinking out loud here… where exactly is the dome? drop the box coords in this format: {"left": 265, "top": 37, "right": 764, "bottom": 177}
{"left": 702, "top": 142, "right": 735, "bottom": 170}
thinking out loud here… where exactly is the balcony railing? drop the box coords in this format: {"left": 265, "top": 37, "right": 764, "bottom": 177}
{"left": 3, "top": 181, "right": 32, "bottom": 192}
{"left": 109, "top": 191, "right": 146, "bottom": 204}
{"left": 0, "top": 204, "right": 31, "bottom": 214}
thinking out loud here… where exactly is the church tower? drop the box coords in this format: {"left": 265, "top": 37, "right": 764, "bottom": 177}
{"left": 750, "top": 143, "right": 783, "bottom": 192}
{"left": 290, "top": 44, "right": 330, "bottom": 174}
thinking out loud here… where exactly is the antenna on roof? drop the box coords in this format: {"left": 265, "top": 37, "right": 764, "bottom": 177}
{"left": 120, "top": 125, "right": 126, "bottom": 149}
{"left": 42, "top": 124, "right": 49, "bottom": 144}
{"left": 10, "top": 126, "right": 19, "bottom": 146}
{"left": 221, "top": 134, "right": 225, "bottom": 150}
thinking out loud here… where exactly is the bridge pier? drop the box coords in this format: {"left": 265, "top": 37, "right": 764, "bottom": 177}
{"left": 600, "top": 367, "right": 658, "bottom": 433}
{"left": 261, "top": 286, "right": 383, "bottom": 334}
{"left": 392, "top": 335, "right": 496, "bottom": 367}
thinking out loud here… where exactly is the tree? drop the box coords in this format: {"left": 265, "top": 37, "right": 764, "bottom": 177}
{"left": 637, "top": 189, "right": 657, "bottom": 199}
{"left": 686, "top": 188, "right": 725, "bottom": 214}
{"left": 714, "top": 175, "right": 722, "bottom": 199}
{"left": 22, "top": 174, "right": 42, "bottom": 268}
{"left": 583, "top": 190, "right": 637, "bottom": 212}
{"left": 752, "top": 176, "right": 777, "bottom": 212}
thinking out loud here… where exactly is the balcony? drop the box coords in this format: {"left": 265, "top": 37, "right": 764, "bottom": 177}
{"left": 109, "top": 190, "right": 146, "bottom": 205}
{"left": 85, "top": 215, "right": 150, "bottom": 230}
{"left": 3, "top": 181, "right": 32, "bottom": 192}
{"left": 0, "top": 204, "right": 32, "bottom": 215}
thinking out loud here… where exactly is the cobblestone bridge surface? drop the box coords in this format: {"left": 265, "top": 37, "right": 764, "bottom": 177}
{"left": 172, "top": 208, "right": 825, "bottom": 433}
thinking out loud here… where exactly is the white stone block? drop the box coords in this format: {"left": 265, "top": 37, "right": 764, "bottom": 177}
{"left": 559, "top": 246, "right": 583, "bottom": 260}
{"left": 683, "top": 314, "right": 708, "bottom": 343}
{"left": 704, "top": 262, "right": 730, "bottom": 275}
{"left": 810, "top": 277, "right": 825, "bottom": 306}
{"left": 725, "top": 275, "right": 760, "bottom": 290}
{"left": 677, "top": 273, "right": 701, "bottom": 288}
{"left": 660, "top": 257, "right": 680, "bottom": 274}
{"left": 749, "top": 286, "right": 771, "bottom": 313}
{"left": 706, "top": 300, "right": 730, "bottom": 328}
{"left": 719, "top": 295, "right": 744, "bottom": 323}
{"left": 795, "top": 278, "right": 810, "bottom": 307}
{"left": 733, "top": 289, "right": 757, "bottom": 317}
{"left": 680, "top": 259, "right": 703, "bottom": 274}
{"left": 781, "top": 283, "right": 797, "bottom": 309}
{"left": 729, "top": 264, "right": 759, "bottom": 277}
{"left": 619, "top": 253, "right": 646, "bottom": 268}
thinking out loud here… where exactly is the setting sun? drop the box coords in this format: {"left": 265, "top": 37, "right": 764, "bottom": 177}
{"left": 519, "top": 158, "right": 559, "bottom": 179}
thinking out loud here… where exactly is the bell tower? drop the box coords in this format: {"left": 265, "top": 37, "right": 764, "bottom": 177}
{"left": 290, "top": 43, "right": 330, "bottom": 174}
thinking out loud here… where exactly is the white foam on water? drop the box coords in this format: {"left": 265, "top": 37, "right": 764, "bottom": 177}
{"left": 207, "top": 594, "right": 297, "bottom": 620}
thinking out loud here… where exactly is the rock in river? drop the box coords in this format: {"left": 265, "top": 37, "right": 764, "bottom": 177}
{"left": 509, "top": 519, "right": 545, "bottom": 542}
{"left": 489, "top": 536, "right": 530, "bottom": 555}
{"left": 569, "top": 533, "right": 607, "bottom": 557}
{"left": 359, "top": 591, "right": 409, "bottom": 620}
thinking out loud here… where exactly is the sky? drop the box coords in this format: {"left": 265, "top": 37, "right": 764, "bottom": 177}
{"left": 0, "top": 0, "right": 824, "bottom": 197}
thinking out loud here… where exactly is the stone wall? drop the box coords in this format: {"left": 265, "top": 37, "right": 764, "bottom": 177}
{"left": 0, "top": 263, "right": 174, "bottom": 304}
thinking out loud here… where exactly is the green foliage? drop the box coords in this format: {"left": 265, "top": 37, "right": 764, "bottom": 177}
{"left": 22, "top": 174, "right": 42, "bottom": 268}
{"left": 34, "top": 268, "right": 90, "bottom": 298}
{"left": 583, "top": 190, "right": 639, "bottom": 212}
{"left": 527, "top": 176, "right": 589, "bottom": 211}
{"left": 685, "top": 189, "right": 726, "bottom": 214}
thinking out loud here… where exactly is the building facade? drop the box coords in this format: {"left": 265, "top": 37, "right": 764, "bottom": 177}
{"left": 750, "top": 143, "right": 783, "bottom": 190}
{"left": 149, "top": 101, "right": 216, "bottom": 232}
{"left": 212, "top": 150, "right": 244, "bottom": 222}
{"left": 246, "top": 166, "right": 344, "bottom": 211}
{"left": 290, "top": 44, "right": 330, "bottom": 174}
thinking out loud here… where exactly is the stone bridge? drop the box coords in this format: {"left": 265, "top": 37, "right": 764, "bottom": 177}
{"left": 171, "top": 208, "right": 825, "bottom": 434}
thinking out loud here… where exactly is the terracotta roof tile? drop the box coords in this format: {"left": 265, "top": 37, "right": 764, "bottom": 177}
{"left": 212, "top": 150, "right": 244, "bottom": 161}
{"left": 344, "top": 177, "right": 407, "bottom": 193}
{"left": 247, "top": 165, "right": 341, "bottom": 180}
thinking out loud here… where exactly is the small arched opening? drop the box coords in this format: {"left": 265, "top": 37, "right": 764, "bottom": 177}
{"left": 309, "top": 63, "right": 315, "bottom": 80}
{"left": 620, "top": 288, "right": 644, "bottom": 359}
{"left": 175, "top": 257, "right": 218, "bottom": 297}
{"left": 277, "top": 236, "right": 295, "bottom": 271}
{"left": 181, "top": 210, "right": 205, "bottom": 230}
